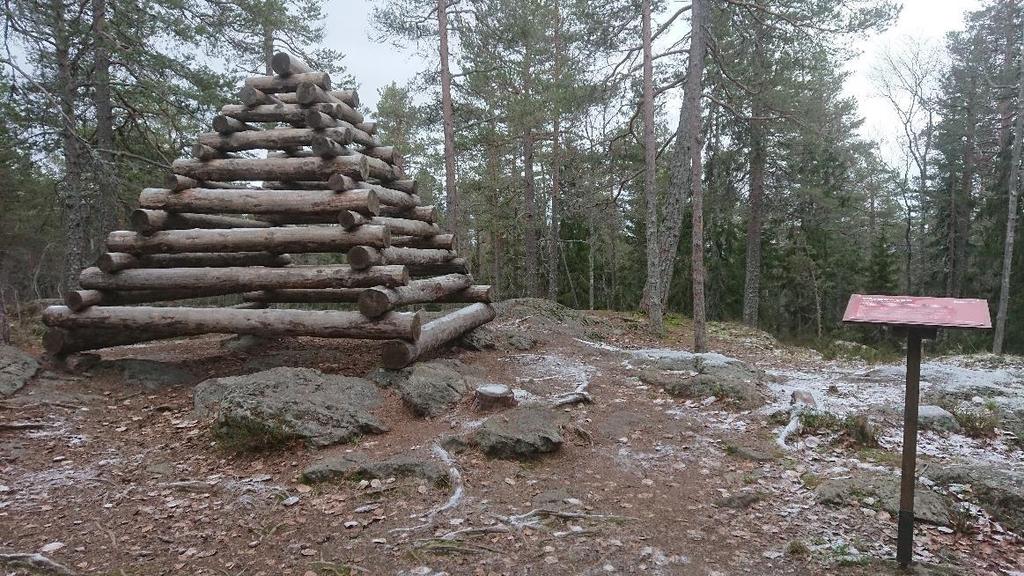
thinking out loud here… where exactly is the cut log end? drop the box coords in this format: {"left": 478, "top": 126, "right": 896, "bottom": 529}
{"left": 271, "top": 52, "right": 312, "bottom": 76}
{"left": 347, "top": 245, "right": 381, "bottom": 270}
{"left": 474, "top": 383, "right": 517, "bottom": 411}
{"left": 381, "top": 340, "right": 417, "bottom": 370}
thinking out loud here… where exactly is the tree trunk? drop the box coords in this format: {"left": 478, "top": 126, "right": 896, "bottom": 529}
{"left": 44, "top": 305, "right": 422, "bottom": 342}
{"left": 78, "top": 264, "right": 408, "bottom": 291}
{"left": 91, "top": 0, "right": 118, "bottom": 241}
{"left": 262, "top": 20, "right": 274, "bottom": 75}
{"left": 381, "top": 303, "right": 495, "bottom": 368}
{"left": 641, "top": 0, "right": 663, "bottom": 332}
{"left": 994, "top": 31, "right": 1024, "bottom": 354}
{"left": 64, "top": 286, "right": 252, "bottom": 311}
{"left": 438, "top": 0, "right": 460, "bottom": 246}
{"left": 547, "top": 3, "right": 563, "bottom": 303}
{"left": 55, "top": 2, "right": 86, "bottom": 294}
{"left": 742, "top": 100, "right": 766, "bottom": 326}
{"left": 687, "top": 0, "right": 709, "bottom": 352}
{"left": 523, "top": 127, "right": 539, "bottom": 296}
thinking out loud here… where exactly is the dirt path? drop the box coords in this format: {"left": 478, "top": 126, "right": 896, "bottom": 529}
{"left": 1, "top": 307, "right": 1021, "bottom": 575}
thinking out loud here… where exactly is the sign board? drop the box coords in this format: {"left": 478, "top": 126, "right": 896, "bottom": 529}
{"left": 843, "top": 294, "right": 991, "bottom": 329}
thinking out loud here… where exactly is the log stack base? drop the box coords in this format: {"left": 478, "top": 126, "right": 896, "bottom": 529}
{"left": 42, "top": 52, "right": 494, "bottom": 367}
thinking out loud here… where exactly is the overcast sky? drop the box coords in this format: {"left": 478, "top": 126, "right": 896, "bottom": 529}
{"left": 323, "top": 0, "right": 983, "bottom": 160}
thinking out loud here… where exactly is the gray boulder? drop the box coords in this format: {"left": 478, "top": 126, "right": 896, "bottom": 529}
{"left": 0, "top": 345, "right": 38, "bottom": 396}
{"left": 928, "top": 465, "right": 1024, "bottom": 533}
{"left": 816, "top": 477, "right": 951, "bottom": 526}
{"left": 918, "top": 405, "right": 962, "bottom": 433}
{"left": 475, "top": 406, "right": 567, "bottom": 459}
{"left": 368, "top": 360, "right": 470, "bottom": 417}
{"left": 632, "top": 350, "right": 765, "bottom": 407}
{"left": 302, "top": 452, "right": 448, "bottom": 486}
{"left": 194, "top": 367, "right": 386, "bottom": 450}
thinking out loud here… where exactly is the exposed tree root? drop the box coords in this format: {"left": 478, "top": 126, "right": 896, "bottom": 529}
{"left": 776, "top": 411, "right": 803, "bottom": 450}
{"left": 550, "top": 382, "right": 592, "bottom": 407}
{"left": 390, "top": 443, "right": 465, "bottom": 534}
{"left": 0, "top": 553, "right": 75, "bottom": 575}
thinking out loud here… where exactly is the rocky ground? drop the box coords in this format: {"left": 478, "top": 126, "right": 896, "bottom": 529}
{"left": 1, "top": 299, "right": 1022, "bottom": 575}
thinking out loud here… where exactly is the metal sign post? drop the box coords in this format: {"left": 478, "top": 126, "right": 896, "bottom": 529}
{"left": 842, "top": 295, "right": 991, "bottom": 569}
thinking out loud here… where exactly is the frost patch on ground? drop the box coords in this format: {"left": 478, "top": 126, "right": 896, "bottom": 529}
{"left": 503, "top": 353, "right": 594, "bottom": 400}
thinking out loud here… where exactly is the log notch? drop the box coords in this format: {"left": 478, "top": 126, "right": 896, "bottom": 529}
{"left": 108, "top": 225, "right": 390, "bottom": 255}
{"left": 244, "top": 71, "right": 331, "bottom": 94}
{"left": 270, "top": 52, "right": 312, "bottom": 76}
{"left": 139, "top": 187, "right": 380, "bottom": 216}
{"left": 347, "top": 246, "right": 456, "bottom": 271}
{"left": 358, "top": 274, "right": 472, "bottom": 317}
{"left": 172, "top": 156, "right": 368, "bottom": 182}
{"left": 474, "top": 384, "right": 517, "bottom": 411}
{"left": 197, "top": 127, "right": 353, "bottom": 152}
{"left": 212, "top": 115, "right": 259, "bottom": 134}
{"left": 97, "top": 251, "right": 291, "bottom": 273}
{"left": 64, "top": 286, "right": 249, "bottom": 312}
{"left": 130, "top": 210, "right": 271, "bottom": 235}
{"left": 243, "top": 288, "right": 364, "bottom": 303}
{"left": 79, "top": 264, "right": 408, "bottom": 291}
{"left": 44, "top": 305, "right": 422, "bottom": 342}
{"left": 381, "top": 303, "right": 496, "bottom": 369}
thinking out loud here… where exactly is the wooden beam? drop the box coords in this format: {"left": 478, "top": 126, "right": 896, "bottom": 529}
{"left": 78, "top": 264, "right": 408, "bottom": 291}
{"left": 243, "top": 288, "right": 364, "bottom": 303}
{"left": 130, "top": 210, "right": 271, "bottom": 235}
{"left": 358, "top": 274, "right": 473, "bottom": 317}
{"left": 347, "top": 246, "right": 456, "bottom": 271}
{"left": 63, "top": 287, "right": 248, "bottom": 312}
{"left": 270, "top": 52, "right": 312, "bottom": 76}
{"left": 107, "top": 225, "right": 389, "bottom": 255}
{"left": 381, "top": 303, "right": 495, "bottom": 368}
{"left": 96, "top": 251, "right": 292, "bottom": 273}
{"left": 244, "top": 71, "right": 331, "bottom": 94}
{"left": 138, "top": 187, "right": 380, "bottom": 216}
{"left": 197, "top": 127, "right": 353, "bottom": 152}
{"left": 172, "top": 156, "right": 369, "bottom": 182}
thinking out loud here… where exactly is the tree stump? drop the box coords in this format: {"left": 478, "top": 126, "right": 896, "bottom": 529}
{"left": 474, "top": 384, "right": 516, "bottom": 412}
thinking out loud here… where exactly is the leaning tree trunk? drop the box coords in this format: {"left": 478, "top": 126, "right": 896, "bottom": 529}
{"left": 686, "top": 0, "right": 710, "bottom": 352}
{"left": 438, "top": 0, "right": 460, "bottom": 246}
{"left": 994, "top": 31, "right": 1024, "bottom": 355}
{"left": 641, "top": 0, "right": 662, "bottom": 333}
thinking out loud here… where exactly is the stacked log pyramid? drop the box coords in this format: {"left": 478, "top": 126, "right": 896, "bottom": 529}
{"left": 42, "top": 52, "right": 495, "bottom": 369}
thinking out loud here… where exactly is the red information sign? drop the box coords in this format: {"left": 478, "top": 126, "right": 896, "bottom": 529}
{"left": 842, "top": 294, "right": 991, "bottom": 329}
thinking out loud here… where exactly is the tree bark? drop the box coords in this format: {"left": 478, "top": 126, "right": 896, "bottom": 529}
{"left": 381, "top": 303, "right": 495, "bottom": 368}
{"left": 742, "top": 100, "right": 766, "bottom": 326}
{"left": 55, "top": 1, "right": 86, "bottom": 294}
{"left": 79, "top": 264, "right": 408, "bottom": 291}
{"left": 994, "top": 30, "right": 1024, "bottom": 354}
{"left": 107, "top": 225, "right": 389, "bottom": 255}
{"left": 91, "top": 0, "right": 118, "bottom": 241}
{"left": 358, "top": 274, "right": 473, "bottom": 317}
{"left": 271, "top": 52, "right": 312, "bottom": 76}
{"left": 438, "top": 0, "right": 460, "bottom": 247}
{"left": 641, "top": 0, "right": 663, "bottom": 332}
{"left": 245, "top": 71, "right": 331, "bottom": 93}
{"left": 244, "top": 288, "right": 364, "bottom": 303}
{"left": 44, "top": 305, "right": 422, "bottom": 342}
{"left": 64, "top": 286, "right": 250, "bottom": 311}
{"left": 392, "top": 234, "right": 455, "bottom": 250}
{"left": 139, "top": 187, "right": 379, "bottom": 216}
{"left": 276, "top": 88, "right": 359, "bottom": 108}
{"left": 406, "top": 259, "right": 468, "bottom": 277}
{"left": 380, "top": 205, "right": 436, "bottom": 222}
{"left": 198, "top": 127, "right": 352, "bottom": 152}
{"left": 347, "top": 246, "right": 456, "bottom": 271}
{"left": 687, "top": 0, "right": 709, "bottom": 352}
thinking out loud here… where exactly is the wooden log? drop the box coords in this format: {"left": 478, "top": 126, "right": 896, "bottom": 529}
{"left": 96, "top": 251, "right": 292, "bottom": 273}
{"left": 221, "top": 103, "right": 342, "bottom": 125}
{"left": 474, "top": 383, "right": 517, "bottom": 411}
{"left": 311, "top": 134, "right": 349, "bottom": 157}
{"left": 327, "top": 173, "right": 358, "bottom": 191}
{"left": 356, "top": 121, "right": 377, "bottom": 135}
{"left": 380, "top": 205, "right": 436, "bottom": 222}
{"left": 374, "top": 216, "right": 441, "bottom": 237}
{"left": 296, "top": 83, "right": 364, "bottom": 124}
{"left": 79, "top": 264, "right": 408, "bottom": 291}
{"left": 381, "top": 303, "right": 495, "bottom": 368}
{"left": 197, "top": 127, "right": 353, "bottom": 152}
{"left": 277, "top": 89, "right": 359, "bottom": 108}
{"left": 238, "top": 85, "right": 284, "bottom": 107}
{"left": 131, "top": 210, "right": 271, "bottom": 235}
{"left": 244, "top": 71, "right": 330, "bottom": 94}
{"left": 363, "top": 146, "right": 402, "bottom": 166}
{"left": 407, "top": 259, "right": 468, "bottom": 277}
{"left": 388, "top": 179, "right": 418, "bottom": 194}
{"left": 212, "top": 115, "right": 259, "bottom": 134}
{"left": 44, "top": 326, "right": 190, "bottom": 355}
{"left": 358, "top": 274, "right": 473, "bottom": 317}
{"left": 338, "top": 210, "right": 369, "bottom": 230}
{"left": 139, "top": 187, "right": 380, "bottom": 216}
{"left": 172, "top": 156, "right": 369, "bottom": 182}
{"left": 243, "top": 288, "right": 364, "bottom": 303}
{"left": 437, "top": 285, "right": 493, "bottom": 303}
{"left": 44, "top": 305, "right": 421, "bottom": 342}
{"left": 303, "top": 111, "right": 379, "bottom": 147}
{"left": 361, "top": 183, "right": 420, "bottom": 209}
{"left": 64, "top": 286, "right": 249, "bottom": 312}
{"left": 270, "top": 52, "right": 312, "bottom": 76}
{"left": 392, "top": 234, "right": 455, "bottom": 250}
{"left": 192, "top": 143, "right": 229, "bottom": 160}
{"left": 347, "top": 246, "right": 456, "bottom": 271}
{"left": 107, "top": 225, "right": 390, "bottom": 255}
{"left": 163, "top": 175, "right": 245, "bottom": 191}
